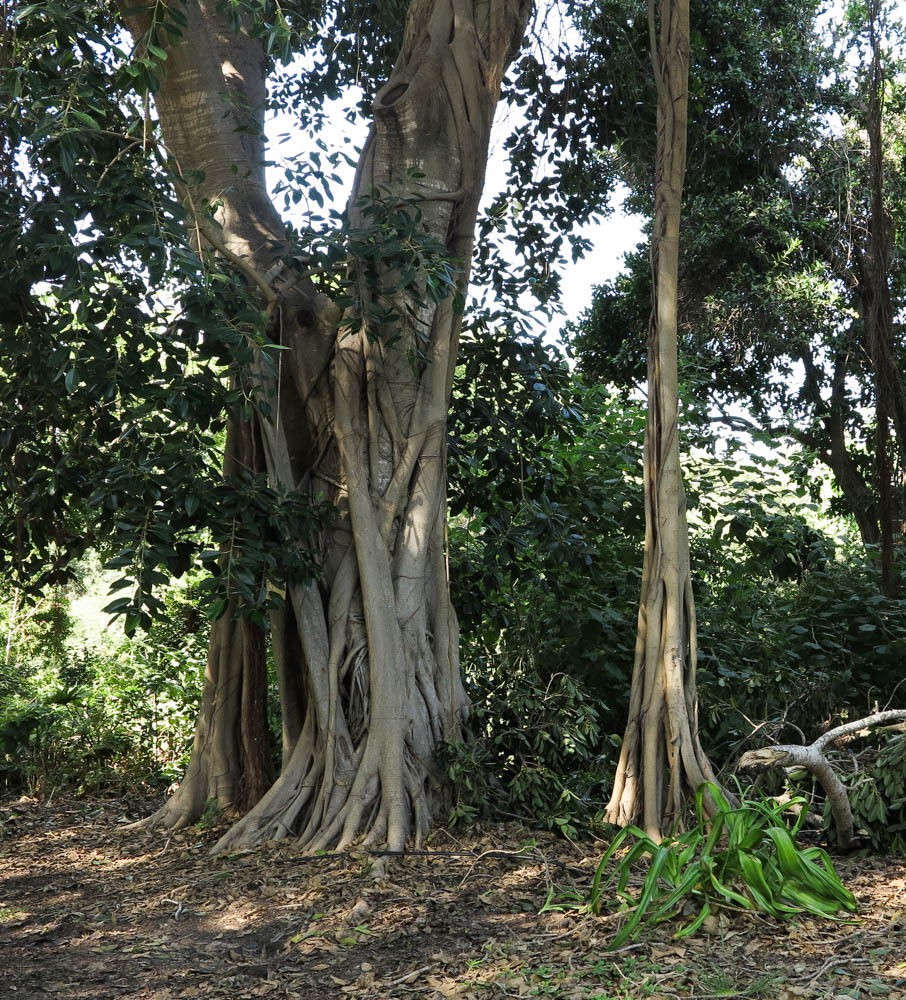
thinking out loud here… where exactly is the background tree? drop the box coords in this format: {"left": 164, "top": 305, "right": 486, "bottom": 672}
{"left": 570, "top": 0, "right": 906, "bottom": 586}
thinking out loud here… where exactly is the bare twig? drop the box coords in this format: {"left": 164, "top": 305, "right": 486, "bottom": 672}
{"left": 381, "top": 965, "right": 432, "bottom": 988}
{"left": 457, "top": 846, "right": 548, "bottom": 888}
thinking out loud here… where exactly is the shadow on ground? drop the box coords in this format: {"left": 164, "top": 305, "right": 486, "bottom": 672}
{"left": 1, "top": 796, "right": 904, "bottom": 999}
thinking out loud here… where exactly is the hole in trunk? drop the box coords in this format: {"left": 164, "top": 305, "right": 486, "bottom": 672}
{"left": 382, "top": 82, "right": 409, "bottom": 107}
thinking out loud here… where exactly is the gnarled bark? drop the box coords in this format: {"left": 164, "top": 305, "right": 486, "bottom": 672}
{"left": 124, "top": 0, "right": 532, "bottom": 851}
{"left": 604, "top": 0, "right": 719, "bottom": 840}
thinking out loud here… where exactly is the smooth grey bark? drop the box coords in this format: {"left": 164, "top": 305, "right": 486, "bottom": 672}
{"left": 123, "top": 0, "right": 531, "bottom": 850}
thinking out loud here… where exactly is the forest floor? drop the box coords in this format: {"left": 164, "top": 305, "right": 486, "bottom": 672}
{"left": 0, "top": 795, "right": 904, "bottom": 1000}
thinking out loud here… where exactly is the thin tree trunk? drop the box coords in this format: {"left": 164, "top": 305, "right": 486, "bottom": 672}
{"left": 864, "top": 0, "right": 899, "bottom": 596}
{"left": 796, "top": 347, "right": 883, "bottom": 547}
{"left": 604, "top": 0, "right": 718, "bottom": 840}
{"left": 132, "top": 419, "right": 273, "bottom": 828}
{"left": 4, "top": 587, "right": 18, "bottom": 667}
{"left": 825, "top": 365, "right": 883, "bottom": 548}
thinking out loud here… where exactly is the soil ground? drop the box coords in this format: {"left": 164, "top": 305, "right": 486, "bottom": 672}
{"left": 1, "top": 795, "right": 904, "bottom": 1000}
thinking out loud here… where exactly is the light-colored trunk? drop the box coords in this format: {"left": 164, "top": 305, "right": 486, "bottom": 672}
{"left": 604, "top": 0, "right": 718, "bottom": 840}
{"left": 124, "top": 0, "right": 531, "bottom": 850}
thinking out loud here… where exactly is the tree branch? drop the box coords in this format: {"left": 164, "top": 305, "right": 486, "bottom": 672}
{"left": 738, "top": 710, "right": 906, "bottom": 848}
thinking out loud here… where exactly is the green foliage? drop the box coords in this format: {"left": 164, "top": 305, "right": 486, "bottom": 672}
{"left": 279, "top": 178, "right": 464, "bottom": 336}
{"left": 447, "top": 362, "right": 643, "bottom": 830}
{"left": 665, "top": 451, "right": 906, "bottom": 749}
{"left": 449, "top": 356, "right": 906, "bottom": 828}
{"left": 335, "top": 182, "right": 464, "bottom": 336}
{"left": 0, "top": 683, "right": 136, "bottom": 795}
{"left": 568, "top": 1, "right": 906, "bottom": 568}
{"left": 544, "top": 784, "right": 857, "bottom": 946}
{"left": 443, "top": 670, "right": 614, "bottom": 837}
{"left": 450, "top": 372, "right": 643, "bottom": 701}
{"left": 0, "top": 595, "right": 72, "bottom": 694}
{"left": 0, "top": 574, "right": 206, "bottom": 794}
{"left": 697, "top": 552, "right": 906, "bottom": 750}
{"left": 827, "top": 731, "right": 906, "bottom": 854}
{"left": 0, "top": 1, "right": 345, "bottom": 630}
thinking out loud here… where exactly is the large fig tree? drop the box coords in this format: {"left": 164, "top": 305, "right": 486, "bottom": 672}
{"left": 1, "top": 0, "right": 531, "bottom": 851}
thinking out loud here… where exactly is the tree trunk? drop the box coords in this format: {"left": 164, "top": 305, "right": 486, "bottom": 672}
{"left": 738, "top": 709, "right": 906, "bottom": 848}
{"left": 132, "top": 419, "right": 274, "bottom": 827}
{"left": 123, "top": 0, "right": 531, "bottom": 850}
{"left": 863, "top": 0, "right": 900, "bottom": 596}
{"left": 823, "top": 378, "right": 883, "bottom": 549}
{"left": 604, "top": 0, "right": 718, "bottom": 840}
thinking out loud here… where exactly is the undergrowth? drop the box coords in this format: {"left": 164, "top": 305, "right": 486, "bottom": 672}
{"left": 544, "top": 783, "right": 857, "bottom": 945}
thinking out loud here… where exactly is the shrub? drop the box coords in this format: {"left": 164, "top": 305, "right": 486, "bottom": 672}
{"left": 443, "top": 669, "right": 615, "bottom": 837}
{"left": 0, "top": 574, "right": 207, "bottom": 795}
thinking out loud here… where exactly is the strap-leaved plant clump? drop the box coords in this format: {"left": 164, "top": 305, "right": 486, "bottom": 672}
{"left": 544, "top": 784, "right": 856, "bottom": 946}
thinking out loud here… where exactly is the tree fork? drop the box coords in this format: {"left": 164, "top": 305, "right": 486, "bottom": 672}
{"left": 125, "top": 0, "right": 532, "bottom": 850}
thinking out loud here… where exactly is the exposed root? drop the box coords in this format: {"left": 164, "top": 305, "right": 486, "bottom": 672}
{"left": 208, "top": 717, "right": 441, "bottom": 855}
{"left": 127, "top": 801, "right": 196, "bottom": 832}
{"left": 126, "top": 0, "right": 529, "bottom": 859}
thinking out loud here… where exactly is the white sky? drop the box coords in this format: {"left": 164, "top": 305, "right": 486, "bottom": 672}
{"left": 267, "top": 87, "right": 645, "bottom": 336}
{"left": 556, "top": 188, "right": 645, "bottom": 325}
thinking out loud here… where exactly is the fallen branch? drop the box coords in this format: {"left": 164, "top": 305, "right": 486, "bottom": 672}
{"left": 737, "top": 709, "right": 906, "bottom": 848}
